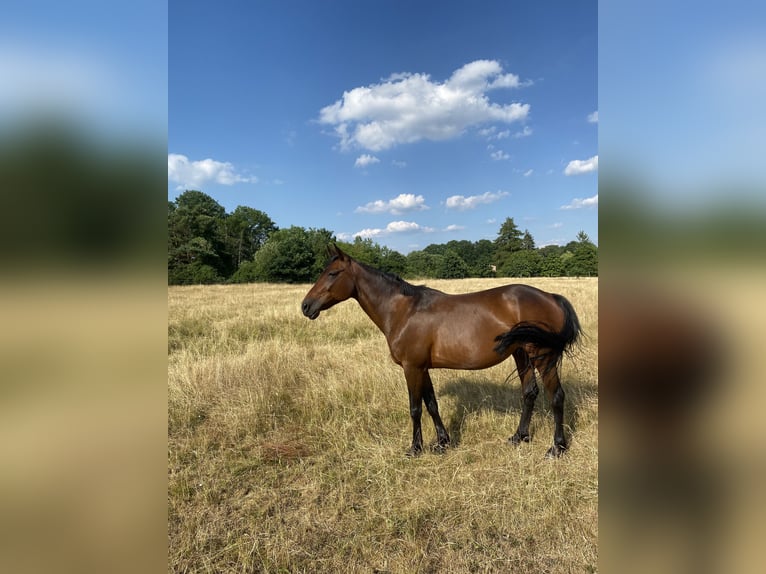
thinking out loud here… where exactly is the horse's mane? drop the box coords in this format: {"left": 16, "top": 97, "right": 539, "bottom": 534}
{"left": 338, "top": 256, "right": 440, "bottom": 302}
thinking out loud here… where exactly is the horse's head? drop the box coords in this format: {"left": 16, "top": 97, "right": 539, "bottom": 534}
{"left": 301, "top": 244, "right": 356, "bottom": 320}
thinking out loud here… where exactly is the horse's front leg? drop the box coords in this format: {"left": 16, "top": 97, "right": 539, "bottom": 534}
{"left": 403, "top": 364, "right": 424, "bottom": 456}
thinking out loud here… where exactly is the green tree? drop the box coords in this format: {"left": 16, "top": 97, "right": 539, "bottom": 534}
{"left": 405, "top": 250, "right": 443, "bottom": 279}
{"left": 379, "top": 248, "right": 407, "bottom": 276}
{"left": 339, "top": 237, "right": 383, "bottom": 267}
{"left": 539, "top": 245, "right": 565, "bottom": 276}
{"left": 520, "top": 229, "right": 536, "bottom": 250}
{"left": 471, "top": 239, "right": 497, "bottom": 277}
{"left": 495, "top": 218, "right": 527, "bottom": 274}
{"left": 566, "top": 231, "right": 598, "bottom": 276}
{"left": 306, "top": 227, "right": 336, "bottom": 277}
{"left": 495, "top": 217, "right": 524, "bottom": 252}
{"left": 168, "top": 190, "right": 229, "bottom": 281}
{"left": 500, "top": 249, "right": 542, "bottom": 277}
{"left": 437, "top": 249, "right": 470, "bottom": 278}
{"left": 226, "top": 206, "right": 276, "bottom": 268}
{"left": 251, "top": 226, "right": 316, "bottom": 283}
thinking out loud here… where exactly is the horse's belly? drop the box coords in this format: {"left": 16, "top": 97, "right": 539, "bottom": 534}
{"left": 429, "top": 334, "right": 508, "bottom": 370}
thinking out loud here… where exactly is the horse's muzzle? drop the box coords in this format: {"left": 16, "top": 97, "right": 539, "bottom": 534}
{"left": 301, "top": 299, "right": 320, "bottom": 320}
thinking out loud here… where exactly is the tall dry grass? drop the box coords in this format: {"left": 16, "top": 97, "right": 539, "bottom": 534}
{"left": 168, "top": 277, "right": 597, "bottom": 573}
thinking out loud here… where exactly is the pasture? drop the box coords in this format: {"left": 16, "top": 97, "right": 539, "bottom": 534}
{"left": 168, "top": 277, "right": 598, "bottom": 573}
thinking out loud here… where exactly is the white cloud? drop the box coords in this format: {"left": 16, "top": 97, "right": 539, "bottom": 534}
{"left": 587, "top": 110, "right": 598, "bottom": 123}
{"left": 560, "top": 194, "right": 598, "bottom": 210}
{"left": 480, "top": 126, "right": 511, "bottom": 140}
{"left": 512, "top": 125, "right": 533, "bottom": 138}
{"left": 444, "top": 224, "right": 465, "bottom": 232}
{"left": 353, "top": 220, "right": 434, "bottom": 239}
{"left": 564, "top": 155, "right": 598, "bottom": 175}
{"left": 355, "top": 193, "right": 429, "bottom": 215}
{"left": 168, "top": 153, "right": 257, "bottom": 189}
{"left": 446, "top": 190, "right": 509, "bottom": 210}
{"left": 392, "top": 159, "right": 407, "bottom": 168}
{"left": 523, "top": 169, "right": 534, "bottom": 177}
{"left": 354, "top": 154, "right": 380, "bottom": 168}
{"left": 318, "top": 59, "right": 530, "bottom": 152}
{"left": 490, "top": 149, "right": 510, "bottom": 161}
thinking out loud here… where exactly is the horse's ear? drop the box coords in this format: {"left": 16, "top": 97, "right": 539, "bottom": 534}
{"left": 327, "top": 243, "right": 347, "bottom": 260}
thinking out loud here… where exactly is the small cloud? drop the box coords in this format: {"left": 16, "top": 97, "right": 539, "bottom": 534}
{"left": 392, "top": 159, "right": 407, "bottom": 168}
{"left": 486, "top": 218, "right": 497, "bottom": 224}
{"left": 587, "top": 110, "right": 598, "bottom": 123}
{"left": 444, "top": 224, "right": 465, "bottom": 232}
{"left": 512, "top": 126, "right": 533, "bottom": 138}
{"left": 354, "top": 154, "right": 380, "bottom": 168}
{"left": 490, "top": 149, "right": 510, "bottom": 161}
{"left": 480, "top": 126, "right": 511, "bottom": 140}
{"left": 355, "top": 193, "right": 429, "bottom": 215}
{"left": 353, "top": 220, "right": 434, "bottom": 239}
{"left": 168, "top": 153, "right": 257, "bottom": 190}
{"left": 549, "top": 222, "right": 564, "bottom": 229}
{"left": 560, "top": 194, "right": 598, "bottom": 210}
{"left": 446, "top": 190, "right": 509, "bottom": 210}
{"left": 564, "top": 155, "right": 598, "bottom": 175}
{"left": 523, "top": 169, "right": 533, "bottom": 177}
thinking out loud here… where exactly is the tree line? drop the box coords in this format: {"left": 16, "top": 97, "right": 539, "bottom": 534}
{"left": 168, "top": 190, "right": 597, "bottom": 285}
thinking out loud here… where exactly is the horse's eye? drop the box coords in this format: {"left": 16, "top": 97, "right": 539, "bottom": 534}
{"left": 328, "top": 270, "right": 340, "bottom": 278}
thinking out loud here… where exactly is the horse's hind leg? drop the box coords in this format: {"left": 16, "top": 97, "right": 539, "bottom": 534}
{"left": 538, "top": 356, "right": 567, "bottom": 458}
{"left": 422, "top": 370, "right": 450, "bottom": 451}
{"left": 510, "top": 348, "right": 539, "bottom": 446}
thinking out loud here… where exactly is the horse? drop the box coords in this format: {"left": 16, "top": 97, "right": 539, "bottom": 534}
{"left": 301, "top": 244, "right": 582, "bottom": 457}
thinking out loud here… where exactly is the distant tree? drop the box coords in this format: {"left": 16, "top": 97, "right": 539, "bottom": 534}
{"left": 168, "top": 261, "right": 222, "bottom": 285}
{"left": 437, "top": 249, "right": 470, "bottom": 278}
{"left": 305, "top": 227, "right": 336, "bottom": 277}
{"left": 226, "top": 206, "right": 276, "bottom": 268}
{"left": 500, "top": 249, "right": 542, "bottom": 277}
{"left": 250, "top": 226, "right": 316, "bottom": 283}
{"left": 520, "top": 229, "right": 536, "bottom": 250}
{"left": 339, "top": 237, "right": 383, "bottom": 267}
{"left": 168, "top": 190, "right": 229, "bottom": 282}
{"left": 538, "top": 245, "right": 565, "bottom": 276}
{"left": 495, "top": 217, "right": 524, "bottom": 253}
{"left": 379, "top": 248, "right": 407, "bottom": 276}
{"left": 471, "top": 239, "right": 497, "bottom": 277}
{"left": 405, "top": 250, "right": 443, "bottom": 279}
{"left": 495, "top": 218, "right": 527, "bottom": 273}
{"left": 566, "top": 231, "right": 598, "bottom": 276}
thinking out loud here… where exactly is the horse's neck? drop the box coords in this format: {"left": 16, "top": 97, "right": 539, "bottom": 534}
{"left": 351, "top": 263, "right": 405, "bottom": 338}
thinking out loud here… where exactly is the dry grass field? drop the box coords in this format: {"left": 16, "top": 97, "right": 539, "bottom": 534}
{"left": 168, "top": 277, "right": 598, "bottom": 573}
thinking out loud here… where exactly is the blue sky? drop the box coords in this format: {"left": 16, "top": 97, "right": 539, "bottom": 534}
{"left": 169, "top": 1, "right": 597, "bottom": 253}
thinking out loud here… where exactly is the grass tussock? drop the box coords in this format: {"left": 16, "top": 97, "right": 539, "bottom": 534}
{"left": 169, "top": 277, "right": 598, "bottom": 573}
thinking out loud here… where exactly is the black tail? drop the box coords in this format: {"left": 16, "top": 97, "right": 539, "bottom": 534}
{"left": 493, "top": 293, "right": 582, "bottom": 362}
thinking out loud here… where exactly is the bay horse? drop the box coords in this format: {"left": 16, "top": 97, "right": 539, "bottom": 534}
{"left": 301, "top": 244, "right": 581, "bottom": 457}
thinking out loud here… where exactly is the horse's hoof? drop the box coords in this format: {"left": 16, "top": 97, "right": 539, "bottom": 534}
{"left": 509, "top": 433, "right": 530, "bottom": 446}
{"left": 545, "top": 444, "right": 567, "bottom": 458}
{"left": 406, "top": 446, "right": 423, "bottom": 457}
{"left": 430, "top": 441, "right": 450, "bottom": 454}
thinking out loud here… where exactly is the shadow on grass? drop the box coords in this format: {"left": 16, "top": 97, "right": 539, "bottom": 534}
{"left": 440, "top": 375, "right": 597, "bottom": 448}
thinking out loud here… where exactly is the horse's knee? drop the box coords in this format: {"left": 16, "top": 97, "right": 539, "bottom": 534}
{"left": 523, "top": 384, "right": 539, "bottom": 405}
{"left": 410, "top": 404, "right": 422, "bottom": 420}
